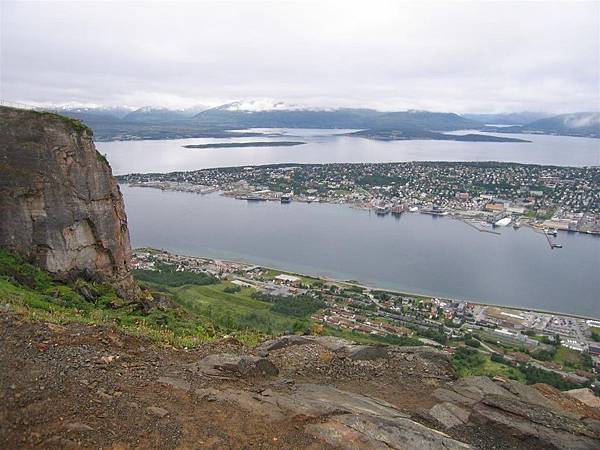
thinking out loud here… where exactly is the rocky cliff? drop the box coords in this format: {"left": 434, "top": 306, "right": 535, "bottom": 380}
{"left": 0, "top": 106, "right": 139, "bottom": 299}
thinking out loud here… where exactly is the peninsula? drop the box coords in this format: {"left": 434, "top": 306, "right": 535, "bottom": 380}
{"left": 183, "top": 141, "right": 305, "bottom": 149}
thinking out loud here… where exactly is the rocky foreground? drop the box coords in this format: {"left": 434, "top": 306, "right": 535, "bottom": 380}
{"left": 1, "top": 311, "right": 599, "bottom": 450}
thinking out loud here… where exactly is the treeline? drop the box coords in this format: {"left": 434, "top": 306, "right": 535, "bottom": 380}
{"left": 251, "top": 292, "right": 326, "bottom": 318}
{"left": 519, "top": 365, "right": 586, "bottom": 391}
{"left": 133, "top": 264, "right": 217, "bottom": 287}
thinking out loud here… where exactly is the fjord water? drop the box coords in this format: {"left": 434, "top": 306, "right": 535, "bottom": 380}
{"left": 99, "top": 129, "right": 600, "bottom": 175}
{"left": 121, "top": 185, "right": 600, "bottom": 317}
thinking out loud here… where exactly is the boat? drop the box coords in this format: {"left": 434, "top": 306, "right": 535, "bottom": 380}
{"left": 552, "top": 243, "right": 563, "bottom": 249}
{"left": 545, "top": 228, "right": 558, "bottom": 236}
{"left": 391, "top": 205, "right": 405, "bottom": 215}
{"left": 280, "top": 194, "right": 292, "bottom": 203}
{"left": 420, "top": 205, "right": 448, "bottom": 216}
{"left": 513, "top": 221, "right": 521, "bottom": 229}
{"left": 375, "top": 205, "right": 390, "bottom": 215}
{"left": 245, "top": 194, "right": 266, "bottom": 202}
{"left": 408, "top": 206, "right": 419, "bottom": 213}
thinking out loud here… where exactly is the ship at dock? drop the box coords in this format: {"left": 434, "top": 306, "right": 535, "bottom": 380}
{"left": 391, "top": 204, "right": 406, "bottom": 216}
{"left": 375, "top": 205, "right": 390, "bottom": 215}
{"left": 420, "top": 205, "right": 448, "bottom": 216}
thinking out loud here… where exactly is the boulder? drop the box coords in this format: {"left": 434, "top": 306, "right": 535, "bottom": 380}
{"left": 344, "top": 344, "right": 389, "bottom": 361}
{"left": 428, "top": 376, "right": 600, "bottom": 450}
{"left": 565, "top": 388, "right": 600, "bottom": 409}
{"left": 255, "top": 335, "right": 311, "bottom": 353}
{"left": 198, "top": 354, "right": 279, "bottom": 377}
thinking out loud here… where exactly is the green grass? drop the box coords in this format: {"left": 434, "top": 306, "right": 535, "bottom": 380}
{"left": 0, "top": 249, "right": 254, "bottom": 347}
{"left": 553, "top": 346, "right": 591, "bottom": 370}
{"left": 452, "top": 346, "right": 525, "bottom": 381}
{"left": 171, "top": 282, "right": 308, "bottom": 336}
{"left": 323, "top": 326, "right": 422, "bottom": 346}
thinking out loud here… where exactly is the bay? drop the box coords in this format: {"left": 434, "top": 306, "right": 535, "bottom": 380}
{"left": 121, "top": 185, "right": 600, "bottom": 318}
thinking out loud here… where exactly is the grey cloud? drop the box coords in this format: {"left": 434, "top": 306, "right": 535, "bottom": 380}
{"left": 1, "top": 0, "right": 598, "bottom": 113}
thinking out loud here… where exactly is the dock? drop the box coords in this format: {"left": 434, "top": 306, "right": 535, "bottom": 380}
{"left": 543, "top": 231, "right": 563, "bottom": 249}
{"left": 461, "top": 219, "right": 501, "bottom": 235}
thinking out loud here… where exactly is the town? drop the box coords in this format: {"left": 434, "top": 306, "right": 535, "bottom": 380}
{"left": 133, "top": 248, "right": 600, "bottom": 393}
{"left": 118, "top": 161, "right": 600, "bottom": 235}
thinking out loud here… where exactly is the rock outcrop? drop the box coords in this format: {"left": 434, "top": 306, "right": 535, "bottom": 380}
{"left": 0, "top": 107, "right": 139, "bottom": 299}
{"left": 425, "top": 376, "right": 600, "bottom": 450}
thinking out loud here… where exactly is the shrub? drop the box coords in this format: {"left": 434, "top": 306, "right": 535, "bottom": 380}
{"left": 465, "top": 338, "right": 481, "bottom": 348}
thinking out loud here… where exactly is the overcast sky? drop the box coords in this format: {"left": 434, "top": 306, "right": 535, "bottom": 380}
{"left": 1, "top": 0, "right": 598, "bottom": 113}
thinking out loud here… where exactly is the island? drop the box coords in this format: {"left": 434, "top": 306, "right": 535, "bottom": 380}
{"left": 183, "top": 141, "right": 306, "bottom": 149}
{"left": 349, "top": 129, "right": 530, "bottom": 142}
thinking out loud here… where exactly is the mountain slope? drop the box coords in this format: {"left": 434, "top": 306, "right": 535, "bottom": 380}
{"left": 193, "top": 104, "right": 482, "bottom": 131}
{"left": 123, "top": 106, "right": 207, "bottom": 123}
{"left": 463, "top": 112, "right": 550, "bottom": 125}
{"left": 525, "top": 112, "right": 600, "bottom": 137}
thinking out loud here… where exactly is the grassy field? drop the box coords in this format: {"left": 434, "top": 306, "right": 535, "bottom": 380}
{"left": 553, "top": 346, "right": 591, "bottom": 370}
{"left": 452, "top": 346, "right": 526, "bottom": 382}
{"left": 170, "top": 282, "right": 307, "bottom": 336}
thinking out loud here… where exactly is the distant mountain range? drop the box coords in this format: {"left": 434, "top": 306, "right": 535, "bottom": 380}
{"left": 191, "top": 103, "right": 481, "bottom": 131}
{"left": 482, "top": 112, "right": 600, "bottom": 138}
{"left": 122, "top": 106, "right": 208, "bottom": 123}
{"left": 463, "top": 112, "right": 550, "bottom": 125}
{"left": 51, "top": 102, "right": 599, "bottom": 141}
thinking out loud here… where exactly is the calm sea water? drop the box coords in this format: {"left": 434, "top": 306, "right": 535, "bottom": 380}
{"left": 121, "top": 185, "right": 600, "bottom": 318}
{"left": 98, "top": 129, "right": 600, "bottom": 175}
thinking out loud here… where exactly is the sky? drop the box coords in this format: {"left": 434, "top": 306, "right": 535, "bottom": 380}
{"left": 1, "top": 0, "right": 599, "bottom": 113}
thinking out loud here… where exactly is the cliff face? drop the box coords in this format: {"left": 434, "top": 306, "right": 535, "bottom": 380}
{"left": 0, "top": 107, "right": 139, "bottom": 299}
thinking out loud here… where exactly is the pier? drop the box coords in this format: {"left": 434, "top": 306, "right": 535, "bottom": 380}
{"left": 460, "top": 219, "right": 501, "bottom": 235}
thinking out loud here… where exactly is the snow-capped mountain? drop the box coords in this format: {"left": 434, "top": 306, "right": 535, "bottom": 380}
{"left": 215, "top": 99, "right": 337, "bottom": 112}
{"left": 123, "top": 106, "right": 208, "bottom": 122}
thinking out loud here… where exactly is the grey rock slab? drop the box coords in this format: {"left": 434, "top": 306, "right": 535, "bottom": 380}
{"left": 432, "top": 388, "right": 478, "bottom": 407}
{"left": 474, "top": 402, "right": 599, "bottom": 450}
{"left": 428, "top": 402, "right": 471, "bottom": 429}
{"left": 307, "top": 413, "right": 471, "bottom": 450}
{"left": 157, "top": 376, "right": 191, "bottom": 392}
{"left": 65, "top": 423, "right": 94, "bottom": 432}
{"left": 498, "top": 379, "right": 566, "bottom": 413}
{"left": 308, "top": 336, "right": 354, "bottom": 351}
{"left": 146, "top": 406, "right": 169, "bottom": 418}
{"left": 449, "top": 376, "right": 515, "bottom": 402}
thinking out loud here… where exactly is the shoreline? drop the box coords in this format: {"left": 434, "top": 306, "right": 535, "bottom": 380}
{"left": 125, "top": 183, "right": 600, "bottom": 238}
{"left": 139, "top": 247, "right": 600, "bottom": 321}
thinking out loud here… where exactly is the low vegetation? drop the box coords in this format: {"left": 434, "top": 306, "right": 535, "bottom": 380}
{"left": 0, "top": 249, "right": 258, "bottom": 347}
{"left": 133, "top": 262, "right": 217, "bottom": 287}
{"left": 452, "top": 347, "right": 525, "bottom": 382}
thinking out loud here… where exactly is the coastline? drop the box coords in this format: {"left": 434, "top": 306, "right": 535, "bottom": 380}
{"left": 138, "top": 247, "right": 600, "bottom": 321}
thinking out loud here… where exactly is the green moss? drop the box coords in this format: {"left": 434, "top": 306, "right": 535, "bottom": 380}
{"left": 96, "top": 151, "right": 109, "bottom": 165}
{"left": 29, "top": 109, "right": 93, "bottom": 136}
